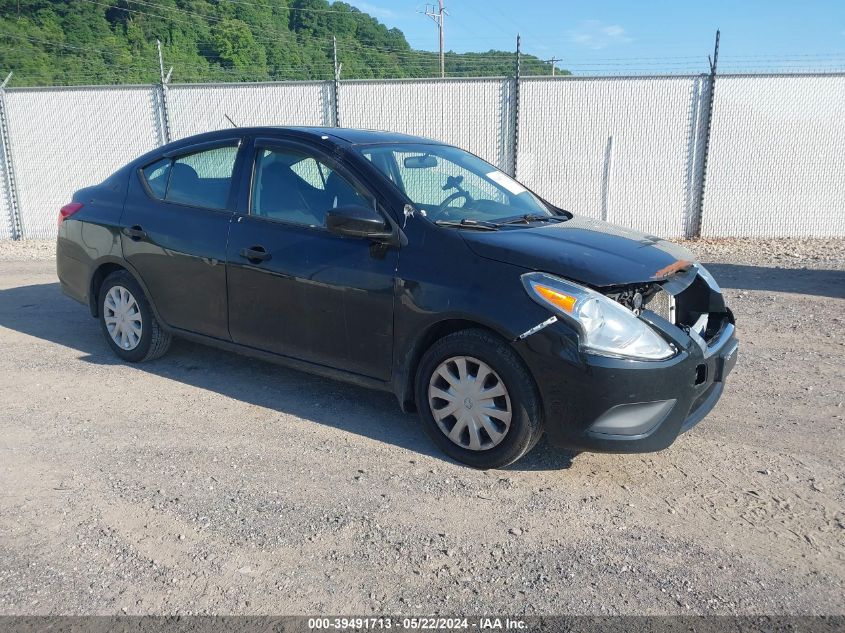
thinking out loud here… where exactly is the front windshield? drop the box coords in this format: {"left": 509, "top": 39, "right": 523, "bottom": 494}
{"left": 357, "top": 143, "right": 553, "bottom": 223}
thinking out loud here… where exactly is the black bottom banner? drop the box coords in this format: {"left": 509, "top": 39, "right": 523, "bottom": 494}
{"left": 0, "top": 616, "right": 842, "bottom": 633}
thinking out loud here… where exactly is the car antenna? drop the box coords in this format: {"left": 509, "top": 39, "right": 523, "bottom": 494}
{"left": 224, "top": 114, "right": 238, "bottom": 128}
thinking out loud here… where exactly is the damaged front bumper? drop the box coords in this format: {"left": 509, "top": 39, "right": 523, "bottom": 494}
{"left": 513, "top": 310, "right": 738, "bottom": 453}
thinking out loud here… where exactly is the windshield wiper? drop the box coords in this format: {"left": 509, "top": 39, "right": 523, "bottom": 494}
{"left": 497, "top": 213, "right": 567, "bottom": 225}
{"left": 434, "top": 219, "right": 499, "bottom": 231}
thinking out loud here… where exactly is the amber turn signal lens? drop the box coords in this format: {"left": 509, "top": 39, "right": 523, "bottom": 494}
{"left": 534, "top": 285, "right": 577, "bottom": 313}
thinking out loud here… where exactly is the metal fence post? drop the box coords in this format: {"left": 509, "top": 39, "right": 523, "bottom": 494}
{"left": 691, "top": 29, "right": 720, "bottom": 237}
{"left": 600, "top": 135, "right": 614, "bottom": 222}
{"left": 332, "top": 36, "right": 341, "bottom": 127}
{"left": 0, "top": 72, "right": 22, "bottom": 240}
{"left": 157, "top": 40, "right": 173, "bottom": 144}
{"left": 509, "top": 34, "right": 522, "bottom": 178}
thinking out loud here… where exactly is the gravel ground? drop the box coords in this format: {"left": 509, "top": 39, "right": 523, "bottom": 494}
{"left": 0, "top": 240, "right": 55, "bottom": 261}
{"left": 0, "top": 238, "right": 843, "bottom": 616}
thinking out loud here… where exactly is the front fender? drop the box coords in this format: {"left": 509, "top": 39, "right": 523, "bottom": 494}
{"left": 389, "top": 261, "right": 555, "bottom": 412}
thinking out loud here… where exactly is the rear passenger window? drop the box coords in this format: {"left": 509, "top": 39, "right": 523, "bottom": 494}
{"left": 251, "top": 148, "right": 369, "bottom": 227}
{"left": 166, "top": 146, "right": 238, "bottom": 209}
{"left": 142, "top": 158, "right": 171, "bottom": 199}
{"left": 290, "top": 157, "right": 330, "bottom": 190}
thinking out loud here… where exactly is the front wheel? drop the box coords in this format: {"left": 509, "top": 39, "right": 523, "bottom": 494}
{"left": 415, "top": 329, "right": 543, "bottom": 469}
{"left": 98, "top": 270, "right": 171, "bottom": 362}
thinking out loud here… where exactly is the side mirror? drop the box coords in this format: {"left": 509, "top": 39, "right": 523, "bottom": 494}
{"left": 326, "top": 205, "right": 391, "bottom": 239}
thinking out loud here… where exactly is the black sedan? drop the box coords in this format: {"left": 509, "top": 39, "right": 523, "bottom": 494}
{"left": 56, "top": 127, "right": 738, "bottom": 468}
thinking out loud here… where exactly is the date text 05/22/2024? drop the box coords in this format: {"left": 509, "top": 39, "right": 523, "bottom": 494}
{"left": 307, "top": 618, "right": 528, "bottom": 630}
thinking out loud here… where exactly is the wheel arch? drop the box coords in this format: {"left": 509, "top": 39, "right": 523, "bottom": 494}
{"left": 88, "top": 257, "right": 162, "bottom": 325}
{"left": 392, "top": 317, "right": 512, "bottom": 413}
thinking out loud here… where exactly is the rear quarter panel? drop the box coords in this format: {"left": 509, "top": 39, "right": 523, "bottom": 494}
{"left": 56, "top": 168, "right": 130, "bottom": 306}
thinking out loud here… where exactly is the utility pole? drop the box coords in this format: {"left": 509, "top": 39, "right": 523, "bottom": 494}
{"left": 545, "top": 57, "right": 562, "bottom": 76}
{"left": 424, "top": 1, "right": 447, "bottom": 78}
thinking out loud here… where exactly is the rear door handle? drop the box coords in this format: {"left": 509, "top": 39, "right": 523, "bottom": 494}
{"left": 239, "top": 245, "right": 271, "bottom": 262}
{"left": 123, "top": 225, "right": 147, "bottom": 241}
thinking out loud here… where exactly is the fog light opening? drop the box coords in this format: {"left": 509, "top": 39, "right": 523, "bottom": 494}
{"left": 695, "top": 364, "right": 707, "bottom": 385}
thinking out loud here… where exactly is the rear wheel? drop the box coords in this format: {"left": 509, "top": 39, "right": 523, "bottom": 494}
{"left": 415, "top": 329, "right": 543, "bottom": 469}
{"left": 98, "top": 271, "right": 171, "bottom": 362}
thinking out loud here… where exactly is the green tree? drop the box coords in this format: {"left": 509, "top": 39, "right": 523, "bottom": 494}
{"left": 213, "top": 18, "right": 266, "bottom": 75}
{"left": 0, "top": 0, "right": 568, "bottom": 86}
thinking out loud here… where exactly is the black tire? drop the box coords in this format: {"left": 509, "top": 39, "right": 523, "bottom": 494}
{"left": 415, "top": 328, "right": 543, "bottom": 469}
{"left": 98, "top": 270, "right": 171, "bottom": 362}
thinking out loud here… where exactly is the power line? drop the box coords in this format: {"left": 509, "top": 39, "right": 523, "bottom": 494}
{"left": 13, "top": 0, "right": 689, "bottom": 70}
{"left": 78, "top": 0, "right": 298, "bottom": 51}
{"left": 217, "top": 0, "right": 409, "bottom": 17}
{"left": 5, "top": 5, "right": 845, "bottom": 85}
{"left": 78, "top": 0, "right": 428, "bottom": 61}
{"left": 10, "top": 28, "right": 840, "bottom": 76}
{"left": 0, "top": 31, "right": 539, "bottom": 71}
{"left": 0, "top": 30, "right": 154, "bottom": 57}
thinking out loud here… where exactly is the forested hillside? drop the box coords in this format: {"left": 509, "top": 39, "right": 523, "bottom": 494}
{"left": 0, "top": 0, "right": 566, "bottom": 86}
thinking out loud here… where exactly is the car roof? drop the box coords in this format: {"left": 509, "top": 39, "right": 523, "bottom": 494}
{"left": 178, "top": 126, "right": 444, "bottom": 147}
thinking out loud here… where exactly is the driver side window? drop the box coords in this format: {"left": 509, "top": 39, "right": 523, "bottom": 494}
{"left": 251, "top": 148, "right": 369, "bottom": 228}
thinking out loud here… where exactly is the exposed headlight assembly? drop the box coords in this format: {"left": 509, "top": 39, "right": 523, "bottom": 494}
{"left": 521, "top": 272, "right": 675, "bottom": 360}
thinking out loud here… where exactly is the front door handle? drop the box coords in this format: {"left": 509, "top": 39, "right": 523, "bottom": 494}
{"left": 239, "top": 245, "right": 271, "bottom": 263}
{"left": 123, "top": 225, "right": 147, "bottom": 241}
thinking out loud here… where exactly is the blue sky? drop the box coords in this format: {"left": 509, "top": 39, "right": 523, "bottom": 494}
{"left": 348, "top": 1, "right": 845, "bottom": 73}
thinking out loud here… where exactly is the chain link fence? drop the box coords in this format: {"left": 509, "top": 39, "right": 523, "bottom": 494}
{"left": 168, "top": 81, "right": 332, "bottom": 141}
{"left": 516, "top": 75, "right": 711, "bottom": 237}
{"left": 0, "top": 85, "right": 18, "bottom": 240}
{"left": 0, "top": 73, "right": 842, "bottom": 240}
{"left": 701, "top": 73, "right": 845, "bottom": 237}
{"left": 339, "top": 78, "right": 513, "bottom": 173}
{"left": 3, "top": 85, "right": 161, "bottom": 239}
{"left": 0, "top": 147, "right": 12, "bottom": 240}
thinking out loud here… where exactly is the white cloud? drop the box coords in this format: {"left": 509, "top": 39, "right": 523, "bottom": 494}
{"left": 353, "top": 2, "right": 397, "bottom": 20}
{"left": 566, "top": 20, "right": 633, "bottom": 50}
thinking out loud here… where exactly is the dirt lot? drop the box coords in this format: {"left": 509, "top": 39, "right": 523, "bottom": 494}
{"left": 0, "top": 238, "right": 843, "bottom": 616}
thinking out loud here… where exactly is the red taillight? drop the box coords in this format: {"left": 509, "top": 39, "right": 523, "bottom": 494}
{"left": 58, "top": 202, "right": 83, "bottom": 227}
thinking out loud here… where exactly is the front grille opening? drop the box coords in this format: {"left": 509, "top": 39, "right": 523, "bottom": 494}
{"left": 695, "top": 364, "right": 707, "bottom": 385}
{"left": 644, "top": 287, "right": 673, "bottom": 323}
{"left": 675, "top": 276, "right": 713, "bottom": 328}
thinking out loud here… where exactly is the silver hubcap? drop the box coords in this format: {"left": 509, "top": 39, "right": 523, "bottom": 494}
{"left": 104, "top": 285, "right": 142, "bottom": 351}
{"left": 428, "top": 355, "right": 512, "bottom": 451}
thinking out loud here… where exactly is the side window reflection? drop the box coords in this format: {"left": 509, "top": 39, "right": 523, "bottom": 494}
{"left": 251, "top": 149, "right": 369, "bottom": 227}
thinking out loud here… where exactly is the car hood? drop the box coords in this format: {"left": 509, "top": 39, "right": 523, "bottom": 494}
{"left": 460, "top": 215, "right": 697, "bottom": 287}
